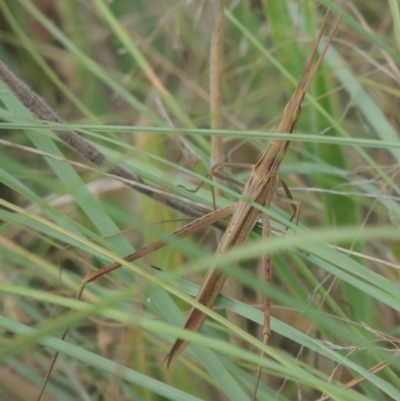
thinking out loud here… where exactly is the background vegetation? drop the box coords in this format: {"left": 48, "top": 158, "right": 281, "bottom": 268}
{"left": 0, "top": 0, "right": 399, "bottom": 400}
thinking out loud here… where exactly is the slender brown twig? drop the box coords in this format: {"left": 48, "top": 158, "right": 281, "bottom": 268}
{"left": 0, "top": 61, "right": 214, "bottom": 221}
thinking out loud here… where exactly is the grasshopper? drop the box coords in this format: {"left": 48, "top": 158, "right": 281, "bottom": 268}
{"left": 36, "top": 11, "right": 340, "bottom": 401}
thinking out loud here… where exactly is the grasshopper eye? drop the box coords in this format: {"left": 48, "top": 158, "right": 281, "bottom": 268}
{"left": 293, "top": 103, "right": 302, "bottom": 123}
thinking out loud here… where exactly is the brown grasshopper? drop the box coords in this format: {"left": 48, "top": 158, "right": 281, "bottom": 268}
{"left": 37, "top": 11, "right": 340, "bottom": 401}
{"left": 166, "top": 12, "right": 341, "bottom": 366}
